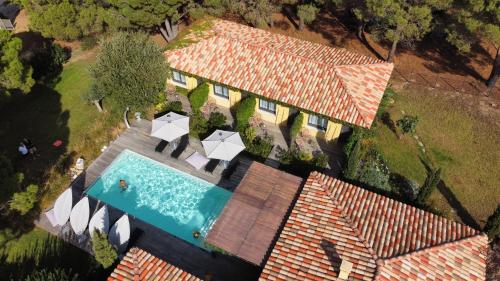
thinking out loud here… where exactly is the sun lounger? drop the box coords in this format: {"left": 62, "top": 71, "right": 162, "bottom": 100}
{"left": 185, "top": 151, "right": 210, "bottom": 170}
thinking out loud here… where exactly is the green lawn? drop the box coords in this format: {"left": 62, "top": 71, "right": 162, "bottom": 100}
{"left": 373, "top": 87, "right": 500, "bottom": 227}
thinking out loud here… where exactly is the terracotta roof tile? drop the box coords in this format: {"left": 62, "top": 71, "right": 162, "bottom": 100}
{"left": 260, "top": 172, "right": 487, "bottom": 281}
{"left": 164, "top": 20, "right": 393, "bottom": 128}
{"left": 108, "top": 248, "right": 201, "bottom": 281}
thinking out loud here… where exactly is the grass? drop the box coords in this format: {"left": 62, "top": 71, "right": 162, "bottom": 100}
{"left": 372, "top": 87, "right": 500, "bottom": 226}
{"left": 164, "top": 17, "right": 214, "bottom": 51}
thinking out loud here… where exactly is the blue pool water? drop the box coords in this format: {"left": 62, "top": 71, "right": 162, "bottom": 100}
{"left": 86, "top": 149, "right": 232, "bottom": 248}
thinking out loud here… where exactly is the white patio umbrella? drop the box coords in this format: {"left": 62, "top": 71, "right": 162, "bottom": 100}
{"left": 108, "top": 214, "right": 130, "bottom": 253}
{"left": 70, "top": 196, "right": 90, "bottom": 236}
{"left": 53, "top": 188, "right": 73, "bottom": 226}
{"left": 88, "top": 205, "right": 110, "bottom": 238}
{"left": 202, "top": 130, "right": 245, "bottom": 162}
{"left": 151, "top": 112, "right": 189, "bottom": 142}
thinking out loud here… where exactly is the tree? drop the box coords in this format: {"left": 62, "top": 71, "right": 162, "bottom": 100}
{"left": 344, "top": 138, "right": 362, "bottom": 180}
{"left": 484, "top": 205, "right": 500, "bottom": 240}
{"left": 445, "top": 0, "right": 500, "bottom": 88}
{"left": 25, "top": 268, "right": 78, "bottom": 281}
{"left": 92, "top": 231, "right": 118, "bottom": 268}
{"left": 297, "top": 4, "right": 319, "bottom": 30}
{"left": 232, "top": 0, "right": 277, "bottom": 28}
{"left": 417, "top": 167, "right": 441, "bottom": 204}
{"left": 107, "top": 0, "right": 190, "bottom": 42}
{"left": 9, "top": 184, "right": 39, "bottom": 215}
{"left": 89, "top": 32, "right": 169, "bottom": 112}
{"left": 0, "top": 30, "right": 35, "bottom": 101}
{"left": 357, "top": 0, "right": 451, "bottom": 62}
{"left": 26, "top": 0, "right": 105, "bottom": 40}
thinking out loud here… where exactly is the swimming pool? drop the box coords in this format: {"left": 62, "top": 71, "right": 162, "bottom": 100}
{"left": 86, "top": 149, "right": 232, "bottom": 248}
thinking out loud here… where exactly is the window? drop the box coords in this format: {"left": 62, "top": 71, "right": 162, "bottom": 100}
{"left": 172, "top": 70, "right": 186, "bottom": 85}
{"left": 213, "top": 84, "right": 229, "bottom": 99}
{"left": 308, "top": 114, "right": 328, "bottom": 130}
{"left": 259, "top": 99, "right": 276, "bottom": 114}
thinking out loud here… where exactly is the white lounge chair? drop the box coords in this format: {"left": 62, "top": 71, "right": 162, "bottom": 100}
{"left": 185, "top": 151, "right": 210, "bottom": 170}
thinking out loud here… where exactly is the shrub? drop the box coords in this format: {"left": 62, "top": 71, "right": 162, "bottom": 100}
{"left": 235, "top": 96, "right": 256, "bottom": 131}
{"left": 189, "top": 83, "right": 209, "bottom": 111}
{"left": 10, "top": 184, "right": 39, "bottom": 215}
{"left": 357, "top": 149, "right": 392, "bottom": 192}
{"left": 175, "top": 86, "right": 189, "bottom": 96}
{"left": 416, "top": 168, "right": 441, "bottom": 204}
{"left": 312, "top": 152, "right": 329, "bottom": 169}
{"left": 484, "top": 205, "right": 500, "bottom": 240}
{"left": 277, "top": 146, "right": 329, "bottom": 177}
{"left": 396, "top": 115, "right": 419, "bottom": 135}
{"left": 30, "top": 43, "right": 71, "bottom": 81}
{"left": 243, "top": 126, "right": 257, "bottom": 143}
{"left": 189, "top": 110, "right": 208, "bottom": 138}
{"left": 343, "top": 127, "right": 367, "bottom": 156}
{"left": 344, "top": 139, "right": 362, "bottom": 180}
{"left": 165, "top": 101, "right": 183, "bottom": 113}
{"left": 81, "top": 35, "right": 98, "bottom": 50}
{"left": 207, "top": 111, "right": 227, "bottom": 129}
{"left": 246, "top": 135, "right": 274, "bottom": 160}
{"left": 25, "top": 268, "right": 78, "bottom": 281}
{"left": 92, "top": 231, "right": 117, "bottom": 268}
{"left": 289, "top": 113, "right": 304, "bottom": 141}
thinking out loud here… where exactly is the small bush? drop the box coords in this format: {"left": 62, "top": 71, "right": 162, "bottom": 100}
{"left": 396, "top": 115, "right": 419, "bottom": 135}
{"left": 289, "top": 113, "right": 304, "bottom": 141}
{"left": 92, "top": 231, "right": 117, "bottom": 268}
{"left": 81, "top": 35, "right": 98, "bottom": 50}
{"left": 484, "top": 205, "right": 500, "bottom": 240}
{"left": 312, "top": 152, "right": 329, "bottom": 169}
{"left": 344, "top": 139, "right": 362, "bottom": 180}
{"left": 243, "top": 126, "right": 257, "bottom": 143}
{"left": 175, "top": 86, "right": 189, "bottom": 96}
{"left": 165, "top": 101, "right": 183, "bottom": 113}
{"left": 207, "top": 111, "right": 227, "bottom": 129}
{"left": 416, "top": 168, "right": 441, "bottom": 204}
{"left": 10, "top": 184, "right": 39, "bottom": 215}
{"left": 189, "top": 83, "right": 209, "bottom": 111}
{"left": 277, "top": 146, "right": 329, "bottom": 177}
{"left": 357, "top": 149, "right": 392, "bottom": 192}
{"left": 189, "top": 110, "right": 208, "bottom": 138}
{"left": 235, "top": 97, "right": 256, "bottom": 131}
{"left": 30, "top": 43, "right": 71, "bottom": 81}
{"left": 25, "top": 268, "right": 78, "bottom": 281}
{"left": 246, "top": 135, "right": 274, "bottom": 160}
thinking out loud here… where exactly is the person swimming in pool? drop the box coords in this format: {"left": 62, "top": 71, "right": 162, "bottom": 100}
{"left": 193, "top": 230, "right": 200, "bottom": 239}
{"left": 119, "top": 179, "right": 128, "bottom": 191}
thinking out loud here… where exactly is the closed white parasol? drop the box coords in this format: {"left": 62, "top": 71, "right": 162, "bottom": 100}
{"left": 151, "top": 112, "right": 189, "bottom": 142}
{"left": 53, "top": 188, "right": 73, "bottom": 226}
{"left": 70, "top": 197, "right": 90, "bottom": 235}
{"left": 108, "top": 214, "right": 130, "bottom": 253}
{"left": 202, "top": 130, "right": 245, "bottom": 161}
{"left": 88, "top": 205, "right": 110, "bottom": 238}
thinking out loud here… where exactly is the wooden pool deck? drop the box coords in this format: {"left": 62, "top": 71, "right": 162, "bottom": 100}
{"left": 35, "top": 120, "right": 260, "bottom": 281}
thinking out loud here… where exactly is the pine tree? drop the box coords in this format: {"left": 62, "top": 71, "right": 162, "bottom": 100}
{"left": 484, "top": 205, "right": 500, "bottom": 240}
{"left": 417, "top": 168, "right": 441, "bottom": 204}
{"left": 91, "top": 231, "right": 118, "bottom": 268}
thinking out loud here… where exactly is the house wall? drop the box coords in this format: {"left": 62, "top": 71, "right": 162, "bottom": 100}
{"left": 255, "top": 98, "right": 290, "bottom": 125}
{"left": 300, "top": 111, "right": 342, "bottom": 142}
{"left": 207, "top": 82, "right": 241, "bottom": 108}
{"left": 167, "top": 71, "right": 198, "bottom": 90}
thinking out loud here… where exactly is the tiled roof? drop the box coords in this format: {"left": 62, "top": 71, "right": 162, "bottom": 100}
{"left": 164, "top": 20, "right": 393, "bottom": 128}
{"left": 260, "top": 172, "right": 487, "bottom": 281}
{"left": 108, "top": 247, "right": 201, "bottom": 281}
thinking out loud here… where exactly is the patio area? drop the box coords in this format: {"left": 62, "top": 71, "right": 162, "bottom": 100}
{"left": 35, "top": 119, "right": 261, "bottom": 281}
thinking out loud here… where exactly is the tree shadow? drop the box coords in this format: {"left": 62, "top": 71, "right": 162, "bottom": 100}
{"left": 436, "top": 180, "right": 480, "bottom": 229}
{"left": 380, "top": 112, "right": 398, "bottom": 137}
{"left": 320, "top": 239, "right": 341, "bottom": 272}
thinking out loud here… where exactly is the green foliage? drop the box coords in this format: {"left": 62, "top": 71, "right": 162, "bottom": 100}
{"left": 416, "top": 167, "right": 442, "bottom": 204}
{"left": 357, "top": 148, "right": 392, "bottom": 191}
{"left": 107, "top": 0, "right": 188, "bottom": 29}
{"left": 244, "top": 134, "right": 274, "bottom": 160}
{"left": 91, "top": 231, "right": 117, "bottom": 268}
{"left": 376, "top": 88, "right": 395, "bottom": 119}
{"left": 235, "top": 96, "right": 256, "bottom": 131}
{"left": 188, "top": 83, "right": 209, "bottom": 111}
{"left": 0, "top": 152, "right": 13, "bottom": 180}
{"left": 344, "top": 138, "right": 362, "bottom": 180}
{"left": 189, "top": 0, "right": 227, "bottom": 19}
{"left": 28, "top": 0, "right": 105, "bottom": 40}
{"left": 189, "top": 110, "right": 209, "bottom": 138}
{"left": 81, "top": 35, "right": 98, "bottom": 51}
{"left": 278, "top": 146, "right": 329, "bottom": 177}
{"left": 207, "top": 111, "right": 227, "bottom": 129}
{"left": 0, "top": 30, "right": 35, "bottom": 100}
{"left": 228, "top": 0, "right": 276, "bottom": 28}
{"left": 31, "top": 43, "right": 71, "bottom": 81}
{"left": 343, "top": 127, "right": 367, "bottom": 156}
{"left": 165, "top": 101, "right": 183, "bottom": 113}
{"left": 25, "top": 268, "right": 78, "bottom": 281}
{"left": 0, "top": 228, "right": 17, "bottom": 250}
{"left": 10, "top": 184, "right": 39, "bottom": 215}
{"left": 297, "top": 4, "right": 319, "bottom": 29}
{"left": 484, "top": 205, "right": 500, "bottom": 240}
{"left": 90, "top": 32, "right": 169, "bottom": 111}
{"left": 396, "top": 115, "right": 419, "bottom": 134}
{"left": 289, "top": 113, "right": 304, "bottom": 141}
{"left": 175, "top": 86, "right": 189, "bottom": 96}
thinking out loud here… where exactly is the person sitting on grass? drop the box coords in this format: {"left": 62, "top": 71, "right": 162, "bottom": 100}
{"left": 23, "top": 138, "right": 38, "bottom": 156}
{"left": 119, "top": 179, "right": 128, "bottom": 191}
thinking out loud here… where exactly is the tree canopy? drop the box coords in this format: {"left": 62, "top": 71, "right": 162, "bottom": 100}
{"left": 10, "top": 184, "right": 39, "bottom": 215}
{"left": 89, "top": 32, "right": 169, "bottom": 112}
{"left": 91, "top": 231, "right": 117, "bottom": 268}
{"left": 0, "top": 30, "right": 34, "bottom": 102}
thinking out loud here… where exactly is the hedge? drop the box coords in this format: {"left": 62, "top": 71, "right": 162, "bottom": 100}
{"left": 188, "top": 83, "right": 209, "bottom": 111}
{"left": 289, "top": 113, "right": 304, "bottom": 141}
{"left": 235, "top": 96, "right": 256, "bottom": 131}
